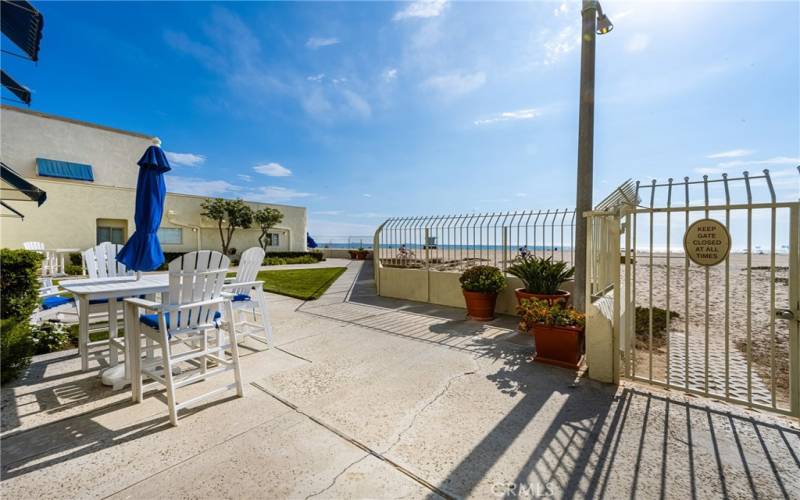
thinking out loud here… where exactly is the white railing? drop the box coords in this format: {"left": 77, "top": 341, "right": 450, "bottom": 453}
{"left": 375, "top": 209, "right": 575, "bottom": 272}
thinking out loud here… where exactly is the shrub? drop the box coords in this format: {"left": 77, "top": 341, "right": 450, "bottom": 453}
{"left": 263, "top": 255, "right": 318, "bottom": 266}
{"left": 459, "top": 265, "right": 506, "bottom": 293}
{"left": 506, "top": 255, "right": 574, "bottom": 294}
{"left": 65, "top": 264, "right": 83, "bottom": 275}
{"left": 1, "top": 249, "right": 44, "bottom": 320}
{"left": 264, "top": 251, "right": 325, "bottom": 262}
{"left": 30, "top": 321, "right": 71, "bottom": 355}
{"left": 1, "top": 319, "right": 34, "bottom": 383}
{"left": 517, "top": 298, "right": 585, "bottom": 332}
{"left": 634, "top": 306, "right": 679, "bottom": 349}
{"left": 69, "top": 252, "right": 82, "bottom": 266}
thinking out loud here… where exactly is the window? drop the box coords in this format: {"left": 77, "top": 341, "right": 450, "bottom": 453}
{"left": 266, "top": 233, "right": 280, "bottom": 247}
{"left": 157, "top": 227, "right": 183, "bottom": 245}
{"left": 97, "top": 226, "right": 125, "bottom": 245}
{"left": 96, "top": 218, "right": 127, "bottom": 245}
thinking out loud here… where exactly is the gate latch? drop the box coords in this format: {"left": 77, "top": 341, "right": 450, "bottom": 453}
{"left": 775, "top": 309, "right": 796, "bottom": 321}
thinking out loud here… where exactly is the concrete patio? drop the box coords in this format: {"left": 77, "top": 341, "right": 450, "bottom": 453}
{"left": 2, "top": 261, "right": 798, "bottom": 499}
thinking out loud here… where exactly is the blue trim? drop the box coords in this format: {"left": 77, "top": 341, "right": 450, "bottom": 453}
{"left": 36, "top": 158, "right": 94, "bottom": 182}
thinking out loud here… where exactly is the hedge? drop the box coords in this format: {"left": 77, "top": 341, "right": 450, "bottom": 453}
{"left": 0, "top": 249, "right": 43, "bottom": 383}
{"left": 1, "top": 249, "right": 43, "bottom": 320}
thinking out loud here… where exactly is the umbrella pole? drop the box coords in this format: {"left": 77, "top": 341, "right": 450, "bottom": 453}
{"left": 136, "top": 271, "right": 142, "bottom": 280}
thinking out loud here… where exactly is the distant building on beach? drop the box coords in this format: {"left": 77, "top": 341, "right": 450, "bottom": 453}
{"left": 0, "top": 105, "right": 307, "bottom": 254}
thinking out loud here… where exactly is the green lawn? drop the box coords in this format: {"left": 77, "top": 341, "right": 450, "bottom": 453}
{"left": 257, "top": 267, "right": 347, "bottom": 300}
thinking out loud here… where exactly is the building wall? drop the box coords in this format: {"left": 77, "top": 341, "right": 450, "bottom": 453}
{"left": 0, "top": 106, "right": 307, "bottom": 255}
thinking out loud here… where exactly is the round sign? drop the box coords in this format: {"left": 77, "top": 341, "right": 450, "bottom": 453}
{"left": 683, "top": 218, "right": 731, "bottom": 267}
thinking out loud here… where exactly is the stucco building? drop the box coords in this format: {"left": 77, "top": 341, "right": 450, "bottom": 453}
{"left": 0, "top": 105, "right": 307, "bottom": 255}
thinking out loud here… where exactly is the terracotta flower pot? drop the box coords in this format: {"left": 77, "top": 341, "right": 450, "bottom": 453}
{"left": 349, "top": 250, "right": 369, "bottom": 260}
{"left": 531, "top": 323, "right": 584, "bottom": 370}
{"left": 462, "top": 290, "right": 498, "bottom": 321}
{"left": 514, "top": 288, "right": 570, "bottom": 306}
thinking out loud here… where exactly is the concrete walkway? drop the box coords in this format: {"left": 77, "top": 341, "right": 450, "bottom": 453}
{"left": 2, "top": 261, "right": 799, "bottom": 499}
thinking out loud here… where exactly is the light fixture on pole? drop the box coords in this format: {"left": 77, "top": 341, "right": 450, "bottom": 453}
{"left": 573, "top": 0, "right": 612, "bottom": 314}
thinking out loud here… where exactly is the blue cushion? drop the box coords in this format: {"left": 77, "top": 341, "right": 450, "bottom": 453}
{"left": 139, "top": 312, "right": 166, "bottom": 329}
{"left": 42, "top": 295, "right": 74, "bottom": 310}
{"left": 232, "top": 294, "right": 251, "bottom": 302}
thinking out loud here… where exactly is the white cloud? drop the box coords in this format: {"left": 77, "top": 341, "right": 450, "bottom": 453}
{"left": 474, "top": 107, "right": 541, "bottom": 125}
{"left": 341, "top": 89, "right": 372, "bottom": 119}
{"left": 422, "top": 71, "right": 486, "bottom": 98}
{"left": 542, "top": 25, "right": 579, "bottom": 65}
{"left": 362, "top": 193, "right": 372, "bottom": 198}
{"left": 707, "top": 149, "right": 755, "bottom": 159}
{"left": 165, "top": 151, "right": 206, "bottom": 167}
{"left": 382, "top": 68, "right": 398, "bottom": 82}
{"left": 718, "top": 156, "right": 799, "bottom": 168}
{"left": 394, "top": 0, "right": 447, "bottom": 21}
{"left": 166, "top": 175, "right": 239, "bottom": 197}
{"left": 313, "top": 210, "right": 343, "bottom": 216}
{"left": 514, "top": 192, "right": 528, "bottom": 198}
{"left": 307, "top": 74, "right": 325, "bottom": 82}
{"left": 553, "top": 2, "right": 572, "bottom": 17}
{"left": 306, "top": 37, "right": 340, "bottom": 49}
{"left": 243, "top": 186, "right": 312, "bottom": 202}
{"left": 625, "top": 34, "right": 650, "bottom": 53}
{"left": 237, "top": 174, "right": 253, "bottom": 182}
{"left": 693, "top": 167, "right": 724, "bottom": 175}
{"left": 253, "top": 162, "right": 292, "bottom": 177}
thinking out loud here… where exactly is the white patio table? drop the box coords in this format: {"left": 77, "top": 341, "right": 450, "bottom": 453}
{"left": 59, "top": 273, "right": 169, "bottom": 389}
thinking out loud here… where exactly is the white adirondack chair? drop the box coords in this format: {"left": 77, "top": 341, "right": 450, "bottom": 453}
{"left": 124, "top": 251, "right": 243, "bottom": 426}
{"left": 23, "top": 241, "right": 58, "bottom": 276}
{"left": 80, "top": 242, "right": 136, "bottom": 367}
{"left": 220, "top": 247, "right": 272, "bottom": 346}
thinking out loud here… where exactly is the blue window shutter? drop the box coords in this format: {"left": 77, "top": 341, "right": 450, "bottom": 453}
{"left": 36, "top": 158, "right": 94, "bottom": 181}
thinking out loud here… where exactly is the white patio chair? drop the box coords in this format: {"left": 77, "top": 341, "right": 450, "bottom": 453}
{"left": 220, "top": 247, "right": 272, "bottom": 347}
{"left": 23, "top": 241, "right": 58, "bottom": 276}
{"left": 124, "top": 251, "right": 244, "bottom": 426}
{"left": 80, "top": 242, "right": 136, "bottom": 368}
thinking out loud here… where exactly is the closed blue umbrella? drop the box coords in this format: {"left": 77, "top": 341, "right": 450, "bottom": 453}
{"left": 307, "top": 232, "right": 318, "bottom": 249}
{"left": 117, "top": 139, "right": 171, "bottom": 274}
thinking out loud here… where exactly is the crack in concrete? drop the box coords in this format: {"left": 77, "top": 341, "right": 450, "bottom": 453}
{"left": 304, "top": 453, "right": 370, "bottom": 500}
{"left": 383, "top": 365, "right": 479, "bottom": 455}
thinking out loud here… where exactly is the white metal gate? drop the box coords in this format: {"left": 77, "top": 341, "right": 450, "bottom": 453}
{"left": 588, "top": 169, "right": 799, "bottom": 417}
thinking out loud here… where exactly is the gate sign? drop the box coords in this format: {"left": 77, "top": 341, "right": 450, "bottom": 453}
{"left": 683, "top": 218, "right": 731, "bottom": 267}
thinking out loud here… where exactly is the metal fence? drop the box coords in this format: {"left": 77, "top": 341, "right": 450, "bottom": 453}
{"left": 375, "top": 209, "right": 576, "bottom": 272}
{"left": 587, "top": 168, "right": 800, "bottom": 417}
{"left": 314, "top": 235, "right": 374, "bottom": 250}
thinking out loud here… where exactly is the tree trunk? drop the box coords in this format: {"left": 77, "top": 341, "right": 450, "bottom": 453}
{"left": 258, "top": 230, "right": 267, "bottom": 251}
{"left": 218, "top": 221, "right": 228, "bottom": 255}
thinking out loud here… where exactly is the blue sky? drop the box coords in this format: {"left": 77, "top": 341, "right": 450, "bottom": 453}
{"left": 3, "top": 0, "right": 798, "bottom": 240}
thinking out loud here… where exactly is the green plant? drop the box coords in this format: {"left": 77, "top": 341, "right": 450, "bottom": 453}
{"left": 459, "top": 265, "right": 506, "bottom": 293}
{"left": 506, "top": 255, "right": 574, "bottom": 294}
{"left": 64, "top": 264, "right": 83, "bottom": 275}
{"left": 253, "top": 207, "right": 284, "bottom": 251}
{"left": 1, "top": 249, "right": 44, "bottom": 320}
{"left": 263, "top": 251, "right": 324, "bottom": 262}
{"left": 263, "top": 255, "right": 317, "bottom": 266}
{"left": 517, "top": 298, "right": 585, "bottom": 332}
{"left": 634, "top": 306, "right": 679, "bottom": 349}
{"left": 201, "top": 198, "right": 254, "bottom": 255}
{"left": 69, "top": 252, "right": 82, "bottom": 266}
{"left": 1, "top": 319, "right": 34, "bottom": 383}
{"left": 30, "top": 321, "right": 71, "bottom": 354}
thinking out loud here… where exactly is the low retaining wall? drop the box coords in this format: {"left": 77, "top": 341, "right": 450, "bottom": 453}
{"left": 377, "top": 265, "right": 574, "bottom": 316}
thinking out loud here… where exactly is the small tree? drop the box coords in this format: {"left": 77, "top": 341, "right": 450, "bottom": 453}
{"left": 201, "top": 198, "right": 254, "bottom": 255}
{"left": 254, "top": 207, "right": 284, "bottom": 251}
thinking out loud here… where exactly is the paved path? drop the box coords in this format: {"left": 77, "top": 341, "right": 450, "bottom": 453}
{"left": 2, "top": 261, "right": 798, "bottom": 499}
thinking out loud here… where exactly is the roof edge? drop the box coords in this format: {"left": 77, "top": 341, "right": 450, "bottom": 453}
{"left": 1, "top": 105, "right": 155, "bottom": 140}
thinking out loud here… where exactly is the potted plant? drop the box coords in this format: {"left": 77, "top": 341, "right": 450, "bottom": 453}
{"left": 518, "top": 298, "right": 585, "bottom": 369}
{"left": 348, "top": 247, "right": 369, "bottom": 260}
{"left": 506, "top": 255, "right": 574, "bottom": 306}
{"left": 459, "top": 265, "right": 506, "bottom": 321}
